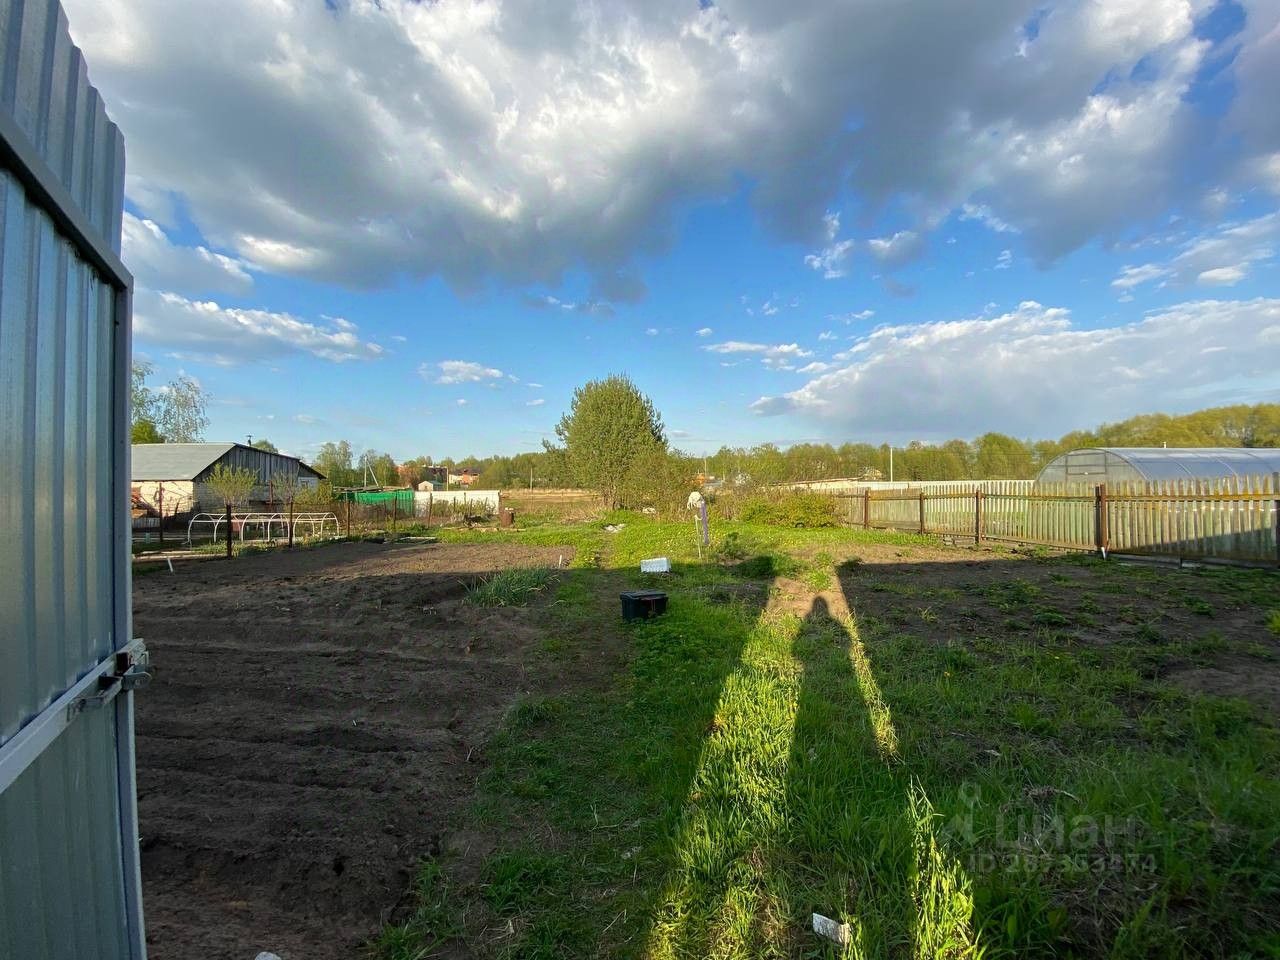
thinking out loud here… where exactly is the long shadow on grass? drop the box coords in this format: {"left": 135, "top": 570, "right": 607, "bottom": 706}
{"left": 780, "top": 594, "right": 980, "bottom": 957}
{"left": 641, "top": 586, "right": 982, "bottom": 958}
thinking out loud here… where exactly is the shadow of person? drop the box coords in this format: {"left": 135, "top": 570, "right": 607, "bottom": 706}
{"left": 777, "top": 581, "right": 982, "bottom": 956}
{"left": 643, "top": 581, "right": 983, "bottom": 957}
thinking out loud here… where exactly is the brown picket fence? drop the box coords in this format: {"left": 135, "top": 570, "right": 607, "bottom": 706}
{"left": 835, "top": 474, "right": 1280, "bottom": 566}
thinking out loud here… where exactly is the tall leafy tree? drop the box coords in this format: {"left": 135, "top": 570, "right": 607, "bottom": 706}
{"left": 131, "top": 361, "right": 157, "bottom": 423}
{"left": 156, "top": 374, "right": 209, "bottom": 442}
{"left": 251, "top": 438, "right": 279, "bottom": 453}
{"left": 554, "top": 375, "right": 666, "bottom": 508}
{"left": 130, "top": 362, "right": 209, "bottom": 443}
{"left": 313, "top": 441, "right": 358, "bottom": 487}
{"left": 358, "top": 449, "right": 399, "bottom": 487}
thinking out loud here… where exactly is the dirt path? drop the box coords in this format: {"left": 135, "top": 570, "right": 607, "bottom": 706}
{"left": 133, "top": 541, "right": 577, "bottom": 960}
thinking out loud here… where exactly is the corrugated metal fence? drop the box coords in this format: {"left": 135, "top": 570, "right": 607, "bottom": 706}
{"left": 0, "top": 1, "right": 147, "bottom": 957}
{"left": 836, "top": 476, "right": 1280, "bottom": 565}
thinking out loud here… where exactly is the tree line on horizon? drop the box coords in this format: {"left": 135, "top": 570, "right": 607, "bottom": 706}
{"left": 310, "top": 394, "right": 1280, "bottom": 494}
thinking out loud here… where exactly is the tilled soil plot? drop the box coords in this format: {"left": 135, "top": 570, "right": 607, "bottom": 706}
{"left": 132, "top": 541, "right": 576, "bottom": 960}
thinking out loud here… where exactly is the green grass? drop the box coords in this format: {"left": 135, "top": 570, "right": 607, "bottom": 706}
{"left": 467, "top": 566, "right": 558, "bottom": 607}
{"left": 372, "top": 517, "right": 1280, "bottom": 960}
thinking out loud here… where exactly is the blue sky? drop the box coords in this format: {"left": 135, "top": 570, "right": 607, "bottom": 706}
{"left": 68, "top": 0, "right": 1280, "bottom": 461}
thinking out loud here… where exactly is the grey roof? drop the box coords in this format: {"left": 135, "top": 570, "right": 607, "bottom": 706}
{"left": 131, "top": 443, "right": 236, "bottom": 481}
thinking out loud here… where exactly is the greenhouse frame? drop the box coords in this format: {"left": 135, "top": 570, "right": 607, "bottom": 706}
{"left": 1036, "top": 447, "right": 1280, "bottom": 486}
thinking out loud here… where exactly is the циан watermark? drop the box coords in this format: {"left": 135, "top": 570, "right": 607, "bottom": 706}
{"left": 942, "top": 782, "right": 1155, "bottom": 877}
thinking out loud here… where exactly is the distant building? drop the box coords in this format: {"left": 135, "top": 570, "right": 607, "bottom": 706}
{"left": 131, "top": 442, "right": 324, "bottom": 521}
{"left": 450, "top": 468, "right": 480, "bottom": 486}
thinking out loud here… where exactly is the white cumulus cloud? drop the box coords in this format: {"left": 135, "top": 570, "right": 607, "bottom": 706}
{"left": 133, "top": 289, "right": 383, "bottom": 364}
{"left": 751, "top": 298, "right": 1280, "bottom": 437}
{"left": 427, "top": 360, "right": 506, "bottom": 385}
{"left": 1111, "top": 212, "right": 1279, "bottom": 293}
{"left": 123, "top": 213, "right": 253, "bottom": 294}
{"left": 64, "top": 0, "right": 1272, "bottom": 295}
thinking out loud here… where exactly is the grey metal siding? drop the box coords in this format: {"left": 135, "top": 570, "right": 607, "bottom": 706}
{"left": 0, "top": 0, "right": 142, "bottom": 957}
{"left": 0, "top": 712, "right": 131, "bottom": 960}
{"left": 0, "top": 170, "right": 116, "bottom": 736}
{"left": 196, "top": 443, "right": 323, "bottom": 486}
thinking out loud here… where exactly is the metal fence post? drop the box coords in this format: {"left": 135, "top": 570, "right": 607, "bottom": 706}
{"left": 918, "top": 491, "right": 926, "bottom": 535}
{"left": 975, "top": 490, "right": 983, "bottom": 545}
{"left": 345, "top": 500, "right": 351, "bottom": 538}
{"left": 287, "top": 498, "right": 294, "bottom": 548}
{"left": 225, "top": 502, "right": 233, "bottom": 559}
{"left": 391, "top": 496, "right": 397, "bottom": 532}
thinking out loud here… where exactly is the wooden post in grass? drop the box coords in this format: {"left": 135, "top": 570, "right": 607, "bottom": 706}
{"left": 975, "top": 490, "right": 983, "bottom": 545}
{"left": 287, "top": 496, "right": 294, "bottom": 549}
{"left": 918, "top": 491, "right": 926, "bottom": 535}
{"left": 1273, "top": 472, "right": 1279, "bottom": 567}
{"left": 391, "top": 495, "right": 397, "bottom": 532}
{"left": 225, "top": 502, "right": 233, "bottom": 559}
{"left": 863, "top": 490, "right": 870, "bottom": 529}
{"left": 345, "top": 500, "right": 351, "bottom": 538}
{"left": 1094, "top": 484, "right": 1109, "bottom": 557}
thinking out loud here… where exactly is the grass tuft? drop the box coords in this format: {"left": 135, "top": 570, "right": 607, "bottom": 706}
{"left": 466, "top": 566, "right": 556, "bottom": 607}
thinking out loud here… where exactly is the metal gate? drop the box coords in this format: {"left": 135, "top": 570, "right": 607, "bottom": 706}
{"left": 0, "top": 0, "right": 147, "bottom": 956}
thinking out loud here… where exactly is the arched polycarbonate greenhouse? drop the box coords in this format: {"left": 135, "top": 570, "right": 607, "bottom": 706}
{"left": 1036, "top": 448, "right": 1280, "bottom": 486}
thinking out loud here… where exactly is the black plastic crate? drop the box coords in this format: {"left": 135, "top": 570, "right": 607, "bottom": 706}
{"left": 620, "top": 590, "right": 668, "bottom": 621}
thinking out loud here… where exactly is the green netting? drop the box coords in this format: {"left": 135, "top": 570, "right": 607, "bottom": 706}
{"left": 338, "top": 490, "right": 414, "bottom": 507}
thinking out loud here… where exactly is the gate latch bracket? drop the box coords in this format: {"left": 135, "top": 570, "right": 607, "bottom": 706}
{"left": 71, "top": 641, "right": 151, "bottom": 714}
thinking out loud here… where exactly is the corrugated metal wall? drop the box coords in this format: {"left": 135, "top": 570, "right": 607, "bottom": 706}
{"left": 198, "top": 443, "right": 321, "bottom": 485}
{"left": 0, "top": 0, "right": 143, "bottom": 957}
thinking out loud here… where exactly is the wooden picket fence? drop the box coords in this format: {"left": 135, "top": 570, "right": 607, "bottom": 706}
{"left": 834, "top": 475, "right": 1280, "bottom": 566}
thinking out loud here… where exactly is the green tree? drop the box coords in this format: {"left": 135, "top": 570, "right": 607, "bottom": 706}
{"left": 314, "top": 441, "right": 358, "bottom": 487}
{"left": 204, "top": 463, "right": 257, "bottom": 508}
{"left": 156, "top": 374, "right": 209, "bottom": 442}
{"left": 131, "top": 362, "right": 211, "bottom": 443}
{"left": 554, "top": 375, "right": 666, "bottom": 508}
{"left": 295, "top": 480, "right": 333, "bottom": 510}
{"left": 358, "top": 449, "right": 400, "bottom": 487}
{"left": 270, "top": 469, "right": 298, "bottom": 507}
{"left": 252, "top": 438, "right": 279, "bottom": 453}
{"left": 131, "top": 360, "right": 157, "bottom": 430}
{"left": 974, "top": 433, "right": 1034, "bottom": 479}
{"left": 132, "top": 418, "right": 163, "bottom": 444}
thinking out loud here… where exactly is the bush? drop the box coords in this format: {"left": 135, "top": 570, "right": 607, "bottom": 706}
{"left": 736, "top": 491, "right": 838, "bottom": 528}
